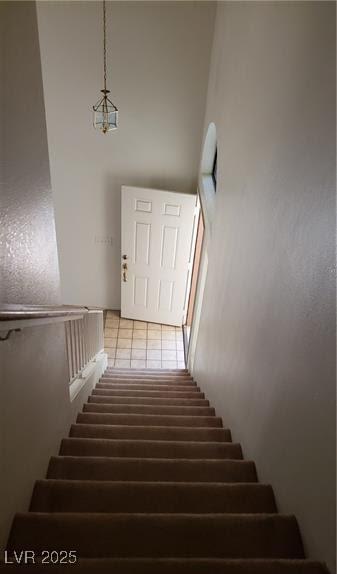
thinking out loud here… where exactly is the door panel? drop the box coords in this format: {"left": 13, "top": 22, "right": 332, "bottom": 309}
{"left": 121, "top": 186, "right": 196, "bottom": 326}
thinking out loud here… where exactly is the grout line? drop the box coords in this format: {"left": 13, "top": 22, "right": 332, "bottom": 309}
{"left": 116, "top": 311, "right": 120, "bottom": 368}
{"left": 105, "top": 311, "right": 186, "bottom": 369}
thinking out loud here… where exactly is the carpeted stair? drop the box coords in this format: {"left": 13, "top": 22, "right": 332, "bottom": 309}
{"left": 5, "top": 368, "right": 329, "bottom": 573}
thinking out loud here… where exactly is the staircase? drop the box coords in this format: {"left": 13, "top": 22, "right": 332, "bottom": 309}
{"left": 6, "top": 368, "right": 329, "bottom": 573}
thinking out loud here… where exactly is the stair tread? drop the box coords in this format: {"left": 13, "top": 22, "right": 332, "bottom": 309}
{"left": 0, "top": 559, "right": 329, "bottom": 574}
{"left": 8, "top": 513, "right": 304, "bottom": 559}
{"left": 79, "top": 411, "right": 221, "bottom": 427}
{"left": 88, "top": 390, "right": 205, "bottom": 398}
{"left": 105, "top": 367, "right": 189, "bottom": 375}
{"left": 32, "top": 479, "right": 270, "bottom": 488}
{"left": 99, "top": 383, "right": 197, "bottom": 389}
{"left": 0, "top": 559, "right": 328, "bottom": 573}
{"left": 47, "top": 456, "right": 258, "bottom": 482}
{"left": 87, "top": 400, "right": 213, "bottom": 410}
{"left": 100, "top": 373, "right": 194, "bottom": 383}
{"left": 95, "top": 384, "right": 200, "bottom": 391}
{"left": 83, "top": 403, "right": 221, "bottom": 420}
{"left": 70, "top": 423, "right": 231, "bottom": 442}
{"left": 61, "top": 437, "right": 239, "bottom": 446}
{"left": 60, "top": 437, "right": 243, "bottom": 459}
{"left": 31, "top": 480, "right": 276, "bottom": 513}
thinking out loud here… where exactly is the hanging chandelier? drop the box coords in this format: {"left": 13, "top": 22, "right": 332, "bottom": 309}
{"left": 93, "top": 0, "right": 118, "bottom": 134}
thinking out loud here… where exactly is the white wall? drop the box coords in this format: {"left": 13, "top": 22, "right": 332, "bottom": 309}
{"left": 1, "top": 1, "right": 60, "bottom": 304}
{"left": 37, "top": 0, "right": 215, "bottom": 309}
{"left": 0, "top": 1, "right": 104, "bottom": 548}
{"left": 193, "top": 2, "right": 335, "bottom": 571}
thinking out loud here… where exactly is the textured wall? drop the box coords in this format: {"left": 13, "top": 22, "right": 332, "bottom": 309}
{"left": 0, "top": 1, "right": 60, "bottom": 304}
{"left": 36, "top": 1, "right": 215, "bottom": 309}
{"left": 0, "top": 1, "right": 72, "bottom": 550}
{"left": 194, "top": 2, "right": 336, "bottom": 571}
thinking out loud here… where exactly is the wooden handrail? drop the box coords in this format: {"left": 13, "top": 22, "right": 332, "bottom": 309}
{"left": 0, "top": 304, "right": 103, "bottom": 321}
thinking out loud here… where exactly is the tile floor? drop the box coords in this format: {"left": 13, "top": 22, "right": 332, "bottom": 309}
{"left": 104, "top": 310, "right": 186, "bottom": 369}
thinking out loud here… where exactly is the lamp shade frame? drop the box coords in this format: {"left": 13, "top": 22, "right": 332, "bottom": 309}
{"left": 93, "top": 90, "right": 118, "bottom": 133}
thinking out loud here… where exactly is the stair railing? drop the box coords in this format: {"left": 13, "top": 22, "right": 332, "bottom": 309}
{"left": 65, "top": 310, "right": 104, "bottom": 383}
{"left": 0, "top": 304, "right": 105, "bottom": 385}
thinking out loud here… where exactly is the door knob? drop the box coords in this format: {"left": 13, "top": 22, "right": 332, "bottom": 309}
{"left": 122, "top": 254, "right": 128, "bottom": 260}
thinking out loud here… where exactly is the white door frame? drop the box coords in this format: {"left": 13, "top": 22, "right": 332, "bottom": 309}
{"left": 186, "top": 198, "right": 209, "bottom": 374}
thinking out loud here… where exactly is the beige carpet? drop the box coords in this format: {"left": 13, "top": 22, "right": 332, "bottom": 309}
{"left": 5, "top": 368, "right": 329, "bottom": 573}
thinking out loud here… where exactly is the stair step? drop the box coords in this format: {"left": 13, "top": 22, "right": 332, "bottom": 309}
{"left": 8, "top": 513, "right": 304, "bottom": 558}
{"left": 96, "top": 383, "right": 200, "bottom": 392}
{"left": 47, "top": 456, "right": 258, "bottom": 482}
{"left": 101, "top": 376, "right": 194, "bottom": 383}
{"left": 30, "top": 481, "right": 276, "bottom": 513}
{"left": 90, "top": 389, "right": 205, "bottom": 399}
{"left": 70, "top": 424, "right": 231, "bottom": 442}
{"left": 59, "top": 438, "right": 242, "bottom": 459}
{"left": 100, "top": 380, "right": 194, "bottom": 386}
{"left": 88, "top": 395, "right": 210, "bottom": 407}
{"left": 0, "top": 559, "right": 328, "bottom": 573}
{"left": 5, "top": 365, "right": 325, "bottom": 574}
{"left": 79, "top": 411, "right": 221, "bottom": 427}
{"left": 104, "top": 374, "right": 191, "bottom": 377}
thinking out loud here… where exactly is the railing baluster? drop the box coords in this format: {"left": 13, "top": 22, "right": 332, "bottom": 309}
{"left": 80, "top": 318, "right": 85, "bottom": 372}
{"left": 70, "top": 321, "right": 76, "bottom": 380}
{"left": 65, "top": 322, "right": 73, "bottom": 380}
{"left": 65, "top": 310, "right": 104, "bottom": 385}
{"left": 75, "top": 320, "right": 81, "bottom": 375}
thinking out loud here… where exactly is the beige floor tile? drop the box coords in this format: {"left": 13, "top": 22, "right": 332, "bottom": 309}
{"left": 117, "top": 339, "right": 132, "bottom": 349}
{"left": 106, "top": 348, "right": 116, "bottom": 359}
{"left": 104, "top": 338, "right": 117, "bottom": 349}
{"left": 147, "top": 330, "right": 161, "bottom": 340}
{"left": 131, "top": 359, "right": 146, "bottom": 368}
{"left": 161, "top": 331, "right": 176, "bottom": 341}
{"left": 161, "top": 340, "right": 176, "bottom": 351}
{"left": 146, "top": 360, "right": 161, "bottom": 369}
{"left": 162, "top": 350, "right": 177, "bottom": 361}
{"left": 132, "top": 339, "right": 147, "bottom": 350}
{"left": 107, "top": 310, "right": 120, "bottom": 318}
{"left": 104, "top": 319, "right": 185, "bottom": 372}
{"left": 119, "top": 318, "right": 134, "bottom": 328}
{"left": 134, "top": 329, "right": 147, "bottom": 340}
{"left": 162, "top": 325, "right": 175, "bottom": 331}
{"left": 116, "top": 348, "right": 131, "bottom": 359}
{"left": 162, "top": 360, "right": 178, "bottom": 369}
{"left": 118, "top": 329, "right": 133, "bottom": 339}
{"left": 115, "top": 359, "right": 131, "bottom": 368}
{"left": 133, "top": 321, "right": 147, "bottom": 330}
{"left": 105, "top": 318, "right": 119, "bottom": 329}
{"left": 147, "top": 340, "right": 161, "bottom": 350}
{"left": 148, "top": 322, "right": 161, "bottom": 330}
{"left": 147, "top": 349, "right": 161, "bottom": 360}
{"left": 105, "top": 328, "right": 118, "bottom": 338}
{"left": 131, "top": 349, "right": 146, "bottom": 360}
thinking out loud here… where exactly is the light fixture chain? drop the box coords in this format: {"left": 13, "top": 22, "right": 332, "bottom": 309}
{"left": 93, "top": 0, "right": 118, "bottom": 133}
{"left": 103, "top": 0, "right": 107, "bottom": 91}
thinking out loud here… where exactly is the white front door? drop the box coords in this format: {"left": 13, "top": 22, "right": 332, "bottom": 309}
{"left": 121, "top": 186, "right": 197, "bottom": 326}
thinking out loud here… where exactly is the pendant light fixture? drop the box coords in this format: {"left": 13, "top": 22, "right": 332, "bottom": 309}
{"left": 93, "top": 0, "right": 118, "bottom": 133}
